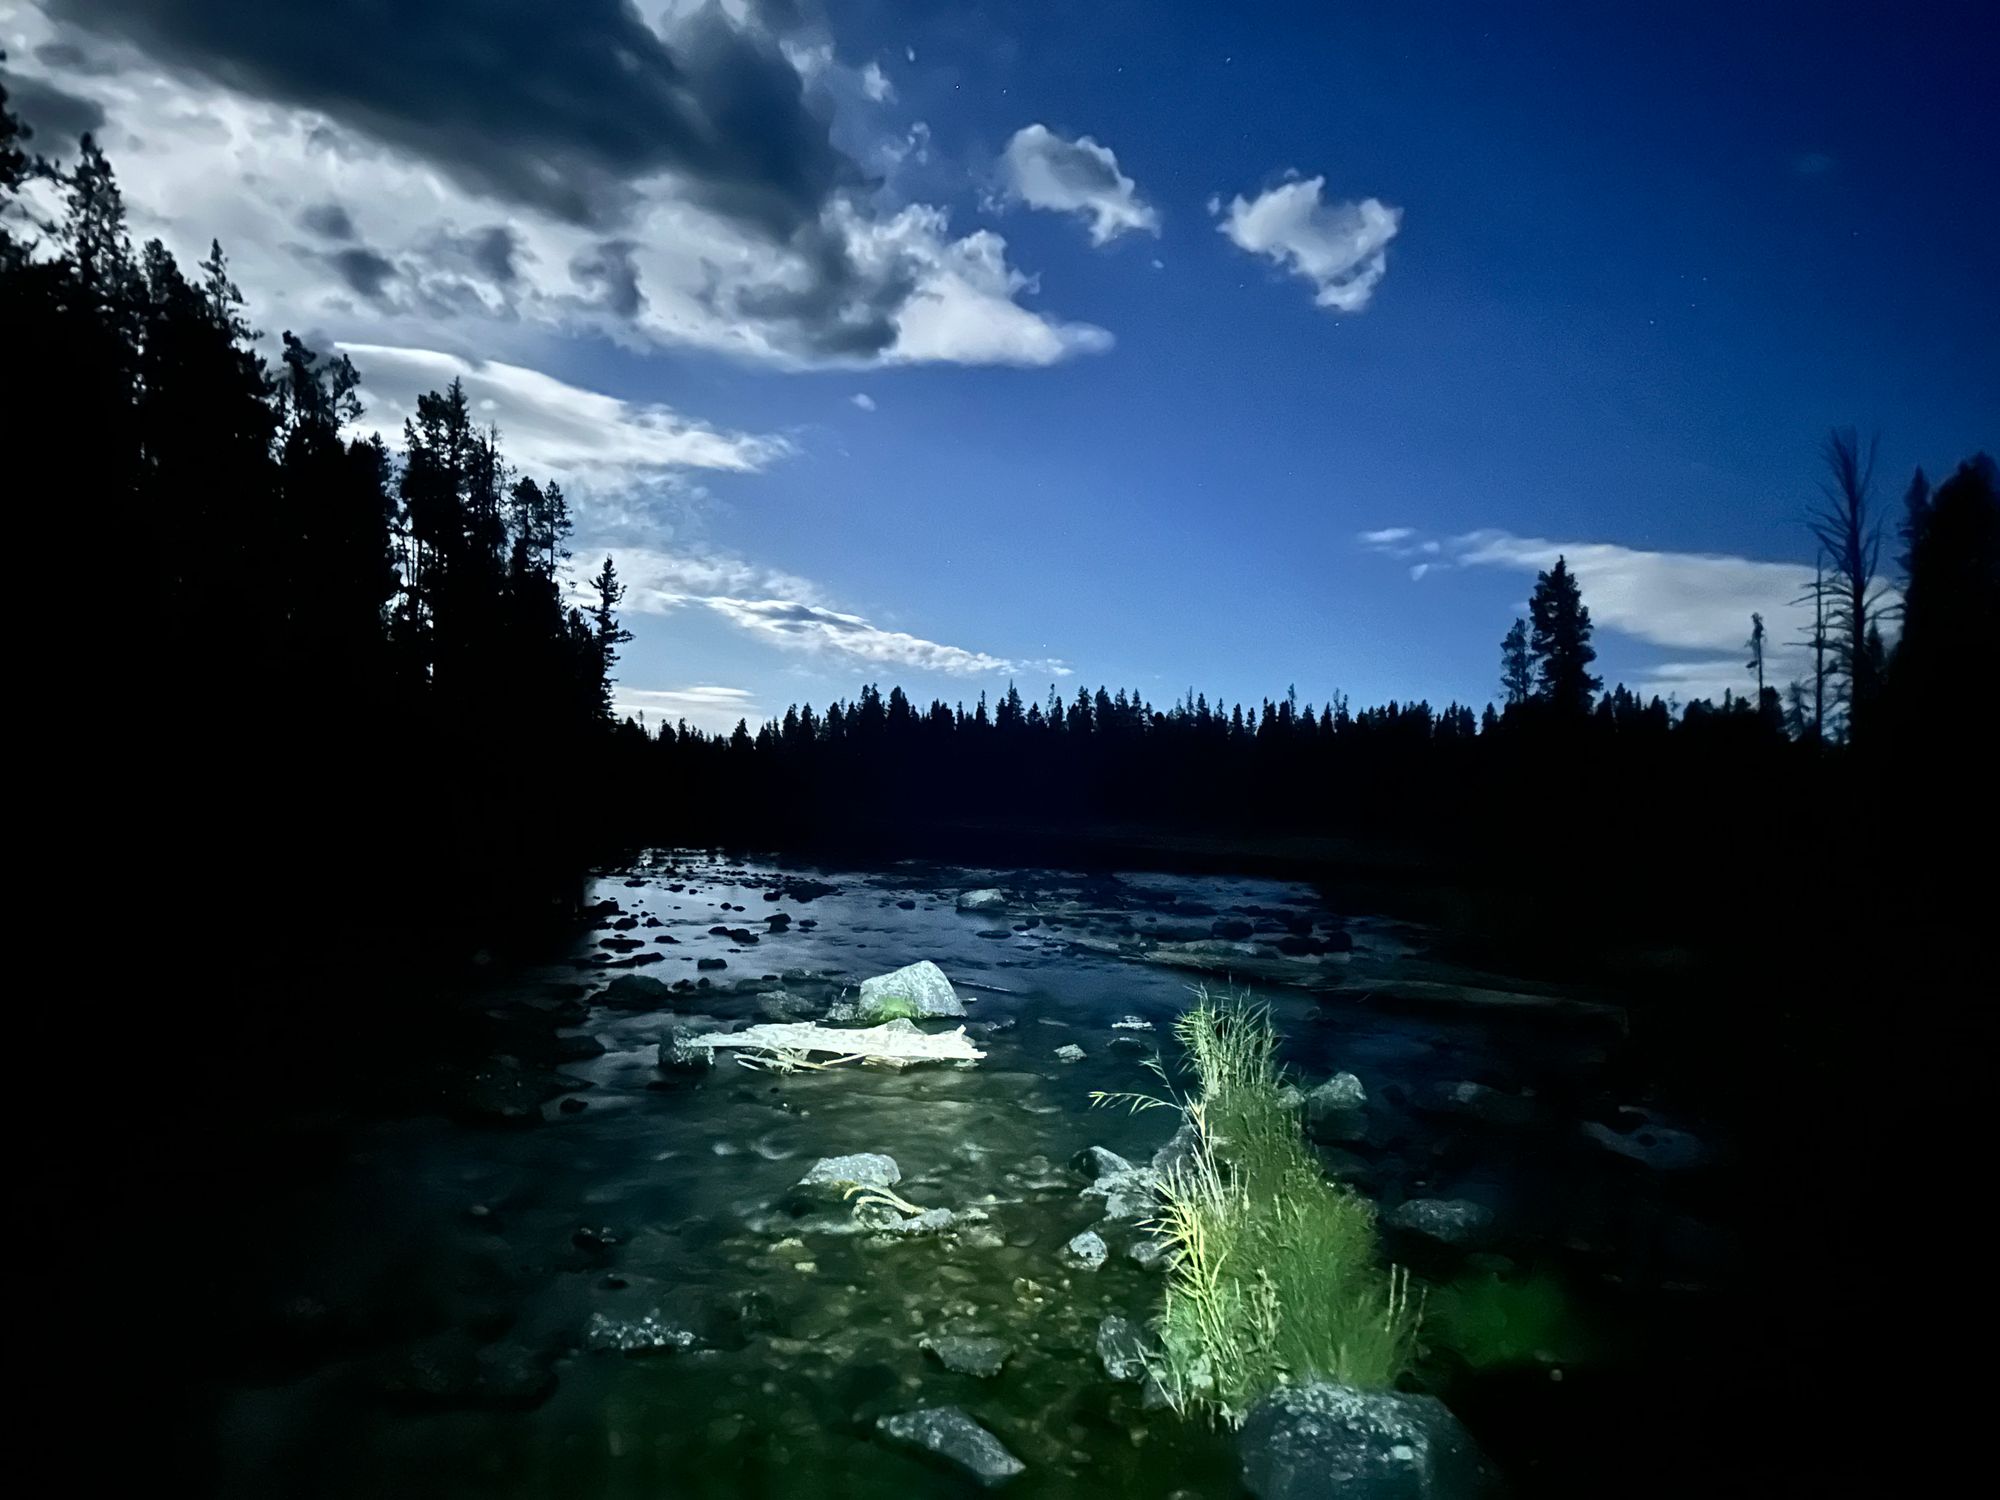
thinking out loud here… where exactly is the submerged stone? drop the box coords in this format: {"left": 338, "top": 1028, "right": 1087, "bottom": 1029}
{"left": 877, "top": 1407, "right": 1025, "bottom": 1487}
{"left": 1238, "top": 1382, "right": 1499, "bottom": 1499}
{"left": 921, "top": 1334, "right": 1013, "bottom": 1378}
{"left": 1387, "top": 1199, "right": 1495, "bottom": 1246}
{"left": 1095, "top": 1314, "right": 1153, "bottom": 1383}
{"left": 1063, "top": 1229, "right": 1108, "bottom": 1270}
{"left": 583, "top": 1310, "right": 699, "bottom": 1356}
{"left": 1581, "top": 1115, "right": 1707, "bottom": 1171}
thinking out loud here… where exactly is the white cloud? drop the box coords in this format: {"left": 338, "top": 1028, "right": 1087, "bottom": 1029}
{"left": 860, "top": 61, "right": 894, "bottom": 102}
{"left": 1360, "top": 526, "right": 1415, "bottom": 545}
{"left": 850, "top": 392, "right": 876, "bottom": 410}
{"left": 1218, "top": 175, "right": 1401, "bottom": 312}
{"left": 585, "top": 545, "right": 1069, "bottom": 679}
{"left": 855, "top": 202, "right": 1113, "bottom": 365}
{"left": 340, "top": 343, "right": 789, "bottom": 487}
{"left": 1000, "top": 124, "right": 1159, "bottom": 246}
{"left": 612, "top": 684, "right": 762, "bottom": 734}
{"left": 13, "top": 8, "right": 1108, "bottom": 370}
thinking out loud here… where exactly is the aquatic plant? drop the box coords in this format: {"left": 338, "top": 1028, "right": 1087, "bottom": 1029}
{"left": 1100, "top": 988, "right": 1419, "bottom": 1425}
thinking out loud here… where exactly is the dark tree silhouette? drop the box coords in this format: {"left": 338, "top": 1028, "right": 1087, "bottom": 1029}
{"left": 1527, "top": 555, "right": 1600, "bottom": 714}
{"left": 1500, "top": 618, "right": 1534, "bottom": 707}
{"left": 1890, "top": 454, "right": 1999, "bottom": 743}
{"left": 1810, "top": 427, "right": 1888, "bottom": 738}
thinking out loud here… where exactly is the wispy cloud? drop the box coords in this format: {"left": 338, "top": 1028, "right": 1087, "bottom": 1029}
{"left": 342, "top": 343, "right": 789, "bottom": 487}
{"left": 612, "top": 684, "right": 762, "bottom": 734}
{"left": 581, "top": 546, "right": 1069, "bottom": 680}
{"left": 1216, "top": 174, "right": 1401, "bottom": 312}
{"left": 1000, "top": 124, "right": 1159, "bottom": 246}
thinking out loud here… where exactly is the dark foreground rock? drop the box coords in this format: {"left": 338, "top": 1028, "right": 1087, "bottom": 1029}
{"left": 1239, "top": 1383, "right": 1500, "bottom": 1499}
{"left": 877, "top": 1407, "right": 1025, "bottom": 1487}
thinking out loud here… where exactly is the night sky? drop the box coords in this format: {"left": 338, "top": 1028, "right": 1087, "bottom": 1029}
{"left": 6, "top": 0, "right": 1993, "bottom": 728}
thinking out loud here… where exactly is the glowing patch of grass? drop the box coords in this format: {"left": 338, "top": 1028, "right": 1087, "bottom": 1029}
{"left": 1102, "top": 988, "right": 1419, "bottom": 1425}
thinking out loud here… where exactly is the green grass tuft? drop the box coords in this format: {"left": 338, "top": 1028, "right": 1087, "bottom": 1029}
{"left": 1136, "top": 987, "right": 1420, "bottom": 1425}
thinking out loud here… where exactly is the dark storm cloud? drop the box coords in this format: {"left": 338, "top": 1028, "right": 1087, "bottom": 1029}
{"left": 571, "top": 240, "right": 646, "bottom": 320}
{"left": 466, "top": 226, "right": 521, "bottom": 286}
{"left": 53, "top": 0, "right": 849, "bottom": 239}
{"left": 725, "top": 223, "right": 915, "bottom": 359}
{"left": 299, "top": 201, "right": 357, "bottom": 241}
{"left": 328, "top": 245, "right": 397, "bottom": 300}
{"left": 1, "top": 69, "right": 106, "bottom": 144}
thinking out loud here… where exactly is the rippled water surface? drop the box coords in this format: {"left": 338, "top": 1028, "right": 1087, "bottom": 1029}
{"left": 212, "top": 851, "right": 1734, "bottom": 1497}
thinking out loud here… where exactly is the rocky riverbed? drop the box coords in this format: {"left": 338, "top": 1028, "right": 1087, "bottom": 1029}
{"left": 204, "top": 851, "right": 1740, "bottom": 1497}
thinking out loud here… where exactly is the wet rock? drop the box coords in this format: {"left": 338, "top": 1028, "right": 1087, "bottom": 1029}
{"left": 583, "top": 1309, "right": 699, "bottom": 1356}
{"left": 1582, "top": 1113, "right": 1707, "bottom": 1171}
{"left": 1305, "top": 1076, "right": 1370, "bottom": 1145}
{"left": 709, "top": 925, "right": 760, "bottom": 944}
{"left": 1081, "top": 1156, "right": 1165, "bottom": 1222}
{"left": 1096, "top": 1314, "right": 1153, "bottom": 1383}
{"left": 1213, "top": 917, "right": 1257, "bottom": 940}
{"left": 1420, "top": 1081, "right": 1536, "bottom": 1130}
{"left": 956, "top": 888, "right": 1009, "bottom": 913}
{"left": 836, "top": 959, "right": 967, "bottom": 1022}
{"left": 697, "top": 957, "right": 728, "bottom": 971}
{"left": 922, "top": 1334, "right": 1013, "bottom": 1378}
{"left": 597, "top": 974, "right": 674, "bottom": 1011}
{"left": 798, "top": 1153, "right": 900, "bottom": 1192}
{"left": 1113, "top": 1015, "right": 1155, "bottom": 1030}
{"left": 1129, "top": 1235, "right": 1172, "bottom": 1270}
{"left": 1386, "top": 1199, "right": 1495, "bottom": 1247}
{"left": 1073, "top": 1146, "right": 1137, "bottom": 1181}
{"left": 1312, "top": 1072, "right": 1368, "bottom": 1109}
{"left": 1239, "top": 1382, "right": 1499, "bottom": 1499}
{"left": 1053, "top": 1043, "right": 1086, "bottom": 1063}
{"left": 1063, "top": 1229, "right": 1108, "bottom": 1270}
{"left": 599, "top": 936, "right": 644, "bottom": 952}
{"left": 1151, "top": 1121, "right": 1201, "bottom": 1177}
{"left": 877, "top": 1407, "right": 1025, "bottom": 1487}
{"left": 779, "top": 878, "right": 840, "bottom": 903}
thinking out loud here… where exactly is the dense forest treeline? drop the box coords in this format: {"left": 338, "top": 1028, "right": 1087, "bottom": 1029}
{"left": 6, "top": 96, "right": 1994, "bottom": 969}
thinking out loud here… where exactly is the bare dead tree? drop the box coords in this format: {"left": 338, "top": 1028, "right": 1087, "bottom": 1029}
{"left": 1791, "top": 552, "right": 1829, "bottom": 742}
{"left": 1808, "top": 427, "right": 1890, "bottom": 737}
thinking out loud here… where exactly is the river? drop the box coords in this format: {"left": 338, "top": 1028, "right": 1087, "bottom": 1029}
{"left": 203, "top": 849, "right": 1741, "bottom": 1496}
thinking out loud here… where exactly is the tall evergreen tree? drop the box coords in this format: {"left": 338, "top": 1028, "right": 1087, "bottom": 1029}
{"left": 1527, "top": 555, "right": 1600, "bottom": 714}
{"left": 1500, "top": 618, "right": 1534, "bottom": 706}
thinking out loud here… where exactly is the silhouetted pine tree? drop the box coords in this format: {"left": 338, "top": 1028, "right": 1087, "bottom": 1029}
{"left": 1527, "top": 555, "right": 1600, "bottom": 714}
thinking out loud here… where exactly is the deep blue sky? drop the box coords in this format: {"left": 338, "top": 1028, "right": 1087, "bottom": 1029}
{"left": 16, "top": 0, "right": 1995, "bottom": 727}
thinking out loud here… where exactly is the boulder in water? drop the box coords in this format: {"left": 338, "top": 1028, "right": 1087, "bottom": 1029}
{"left": 1238, "top": 1382, "right": 1499, "bottom": 1499}
{"left": 921, "top": 1334, "right": 1013, "bottom": 1378}
{"left": 798, "top": 1153, "right": 900, "bottom": 1192}
{"left": 596, "top": 974, "right": 674, "bottom": 1011}
{"left": 877, "top": 1407, "right": 1025, "bottom": 1487}
{"left": 835, "top": 960, "right": 966, "bottom": 1022}
{"left": 956, "top": 888, "right": 1008, "bottom": 913}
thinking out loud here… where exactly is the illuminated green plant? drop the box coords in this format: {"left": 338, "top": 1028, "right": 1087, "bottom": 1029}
{"left": 1120, "top": 987, "right": 1420, "bottom": 1425}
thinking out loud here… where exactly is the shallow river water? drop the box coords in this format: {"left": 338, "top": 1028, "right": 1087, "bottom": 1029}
{"left": 210, "top": 850, "right": 1740, "bottom": 1497}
